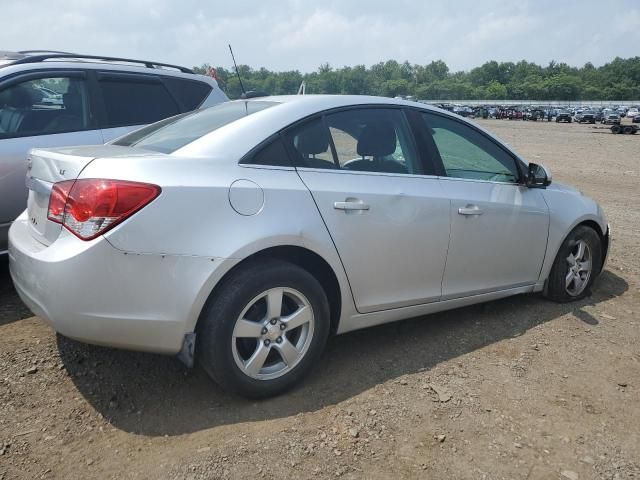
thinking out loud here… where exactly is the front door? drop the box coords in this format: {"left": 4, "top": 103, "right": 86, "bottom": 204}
{"left": 285, "top": 107, "right": 451, "bottom": 313}
{"left": 420, "top": 112, "right": 549, "bottom": 299}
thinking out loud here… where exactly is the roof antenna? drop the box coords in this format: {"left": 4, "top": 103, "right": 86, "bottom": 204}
{"left": 228, "top": 44, "right": 246, "bottom": 97}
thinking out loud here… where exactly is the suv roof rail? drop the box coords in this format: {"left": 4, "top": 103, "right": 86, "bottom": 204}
{"left": 17, "top": 50, "right": 77, "bottom": 55}
{"left": 10, "top": 53, "right": 194, "bottom": 74}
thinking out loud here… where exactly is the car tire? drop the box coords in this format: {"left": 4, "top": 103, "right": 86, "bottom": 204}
{"left": 545, "top": 225, "right": 602, "bottom": 303}
{"left": 196, "top": 259, "right": 331, "bottom": 398}
{"left": 623, "top": 126, "right": 632, "bottom": 134}
{"left": 611, "top": 125, "right": 621, "bottom": 134}
{"left": 568, "top": 118, "right": 572, "bottom": 123}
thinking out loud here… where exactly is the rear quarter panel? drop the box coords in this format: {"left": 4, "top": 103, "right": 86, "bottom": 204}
{"left": 79, "top": 157, "right": 355, "bottom": 332}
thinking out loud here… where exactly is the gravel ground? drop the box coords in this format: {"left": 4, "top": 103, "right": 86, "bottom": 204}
{"left": 0, "top": 119, "right": 639, "bottom": 480}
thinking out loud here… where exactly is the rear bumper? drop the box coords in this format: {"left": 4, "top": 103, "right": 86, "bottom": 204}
{"left": 9, "top": 214, "right": 219, "bottom": 354}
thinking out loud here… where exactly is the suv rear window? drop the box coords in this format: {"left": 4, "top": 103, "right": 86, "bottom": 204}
{"left": 163, "top": 77, "right": 212, "bottom": 110}
{"left": 98, "top": 76, "right": 180, "bottom": 127}
{"left": 113, "top": 100, "right": 277, "bottom": 153}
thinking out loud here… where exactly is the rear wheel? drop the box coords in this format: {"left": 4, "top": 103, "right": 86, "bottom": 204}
{"left": 545, "top": 226, "right": 602, "bottom": 302}
{"left": 197, "top": 260, "right": 330, "bottom": 398}
{"left": 623, "top": 126, "right": 633, "bottom": 134}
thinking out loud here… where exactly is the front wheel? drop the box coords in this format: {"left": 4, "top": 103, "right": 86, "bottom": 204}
{"left": 545, "top": 226, "right": 602, "bottom": 302}
{"left": 197, "top": 260, "right": 330, "bottom": 398}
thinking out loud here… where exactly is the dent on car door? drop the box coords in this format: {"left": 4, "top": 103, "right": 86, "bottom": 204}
{"left": 287, "top": 107, "right": 451, "bottom": 314}
{"left": 0, "top": 74, "right": 103, "bottom": 227}
{"left": 421, "top": 112, "right": 549, "bottom": 299}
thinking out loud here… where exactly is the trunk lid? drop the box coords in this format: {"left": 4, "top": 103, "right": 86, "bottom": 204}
{"left": 25, "top": 145, "right": 155, "bottom": 245}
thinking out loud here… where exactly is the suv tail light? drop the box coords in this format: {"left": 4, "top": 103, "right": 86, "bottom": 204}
{"left": 47, "top": 179, "right": 161, "bottom": 240}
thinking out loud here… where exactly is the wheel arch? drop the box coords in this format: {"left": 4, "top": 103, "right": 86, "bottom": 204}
{"left": 576, "top": 219, "right": 609, "bottom": 275}
{"left": 194, "top": 245, "right": 344, "bottom": 336}
{"left": 541, "top": 217, "right": 609, "bottom": 286}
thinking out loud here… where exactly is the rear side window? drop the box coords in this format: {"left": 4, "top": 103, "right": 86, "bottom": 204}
{"left": 114, "top": 100, "right": 277, "bottom": 153}
{"left": 244, "top": 136, "right": 291, "bottom": 166}
{"left": 283, "top": 108, "right": 421, "bottom": 175}
{"left": 98, "top": 76, "right": 180, "bottom": 128}
{"left": 163, "top": 77, "right": 212, "bottom": 111}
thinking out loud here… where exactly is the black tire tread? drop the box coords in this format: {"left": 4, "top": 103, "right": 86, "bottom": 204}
{"left": 545, "top": 225, "right": 602, "bottom": 303}
{"left": 196, "top": 259, "right": 330, "bottom": 398}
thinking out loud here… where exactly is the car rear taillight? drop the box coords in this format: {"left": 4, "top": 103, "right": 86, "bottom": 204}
{"left": 47, "top": 179, "right": 161, "bottom": 240}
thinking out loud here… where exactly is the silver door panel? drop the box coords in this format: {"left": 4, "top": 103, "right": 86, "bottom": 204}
{"left": 440, "top": 178, "right": 549, "bottom": 298}
{"left": 297, "top": 169, "right": 451, "bottom": 314}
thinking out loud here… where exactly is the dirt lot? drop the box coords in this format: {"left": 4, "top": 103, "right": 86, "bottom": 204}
{"left": 1, "top": 119, "right": 639, "bottom": 480}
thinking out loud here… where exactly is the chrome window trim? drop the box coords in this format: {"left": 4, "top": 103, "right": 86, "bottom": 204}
{"left": 293, "top": 165, "right": 440, "bottom": 180}
{"left": 437, "top": 175, "right": 523, "bottom": 187}
{"left": 238, "top": 164, "right": 295, "bottom": 172}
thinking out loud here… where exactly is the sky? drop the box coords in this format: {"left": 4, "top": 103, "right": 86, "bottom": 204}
{"left": 1, "top": 0, "right": 639, "bottom": 73}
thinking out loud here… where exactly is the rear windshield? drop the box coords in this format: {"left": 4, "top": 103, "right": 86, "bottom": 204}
{"left": 112, "top": 100, "right": 277, "bottom": 153}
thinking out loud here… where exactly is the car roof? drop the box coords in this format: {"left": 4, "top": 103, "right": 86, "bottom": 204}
{"left": 176, "top": 95, "right": 522, "bottom": 163}
{"left": 0, "top": 50, "right": 211, "bottom": 82}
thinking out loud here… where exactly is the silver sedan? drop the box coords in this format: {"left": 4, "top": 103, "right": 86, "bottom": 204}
{"left": 9, "top": 95, "right": 610, "bottom": 398}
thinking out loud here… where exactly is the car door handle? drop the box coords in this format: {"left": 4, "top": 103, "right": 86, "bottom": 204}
{"left": 334, "top": 200, "right": 370, "bottom": 211}
{"left": 458, "top": 205, "right": 483, "bottom": 216}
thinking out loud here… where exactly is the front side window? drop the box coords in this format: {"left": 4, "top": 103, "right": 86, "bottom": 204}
{"left": 0, "top": 76, "right": 90, "bottom": 138}
{"left": 285, "top": 108, "right": 420, "bottom": 175}
{"left": 422, "top": 112, "right": 520, "bottom": 183}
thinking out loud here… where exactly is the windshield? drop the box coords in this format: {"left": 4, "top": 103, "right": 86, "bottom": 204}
{"left": 113, "top": 100, "right": 278, "bottom": 153}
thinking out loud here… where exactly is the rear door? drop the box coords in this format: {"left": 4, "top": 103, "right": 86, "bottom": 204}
{"left": 286, "top": 107, "right": 451, "bottom": 313}
{"left": 420, "top": 111, "right": 549, "bottom": 299}
{"left": 95, "top": 72, "right": 181, "bottom": 142}
{"left": 0, "top": 71, "right": 102, "bottom": 228}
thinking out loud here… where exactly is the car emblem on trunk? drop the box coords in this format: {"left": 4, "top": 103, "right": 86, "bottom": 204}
{"left": 30, "top": 217, "right": 37, "bottom": 225}
{"left": 59, "top": 169, "right": 66, "bottom": 176}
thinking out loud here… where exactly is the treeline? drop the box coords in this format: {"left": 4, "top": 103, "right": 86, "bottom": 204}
{"left": 193, "top": 57, "right": 640, "bottom": 101}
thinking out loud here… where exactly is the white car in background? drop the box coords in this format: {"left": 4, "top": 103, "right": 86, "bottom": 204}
{"left": 0, "top": 50, "right": 228, "bottom": 255}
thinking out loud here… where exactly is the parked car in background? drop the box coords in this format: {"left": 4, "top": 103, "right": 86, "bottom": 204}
{"left": 603, "top": 113, "right": 621, "bottom": 125}
{"left": 626, "top": 108, "right": 639, "bottom": 118}
{"left": 576, "top": 110, "right": 596, "bottom": 124}
{"left": 632, "top": 115, "right": 640, "bottom": 124}
{"left": 594, "top": 110, "right": 605, "bottom": 122}
{"left": 0, "top": 50, "right": 228, "bottom": 254}
{"left": 556, "top": 110, "right": 572, "bottom": 123}
{"left": 9, "top": 95, "right": 609, "bottom": 398}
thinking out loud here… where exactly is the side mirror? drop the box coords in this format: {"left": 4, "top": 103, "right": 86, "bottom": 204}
{"left": 526, "top": 163, "right": 552, "bottom": 188}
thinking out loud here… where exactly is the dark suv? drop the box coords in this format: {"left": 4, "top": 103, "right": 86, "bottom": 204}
{"left": 0, "top": 51, "right": 228, "bottom": 254}
{"left": 577, "top": 111, "right": 596, "bottom": 124}
{"left": 555, "top": 111, "right": 572, "bottom": 123}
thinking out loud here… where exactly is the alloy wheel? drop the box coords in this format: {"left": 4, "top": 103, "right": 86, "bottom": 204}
{"left": 565, "top": 240, "right": 592, "bottom": 297}
{"left": 231, "top": 287, "right": 315, "bottom": 380}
